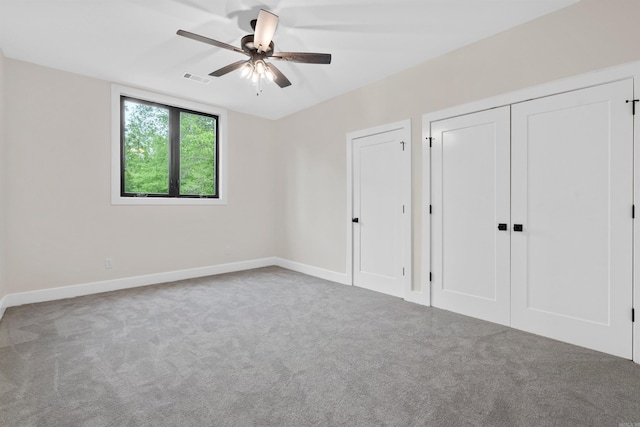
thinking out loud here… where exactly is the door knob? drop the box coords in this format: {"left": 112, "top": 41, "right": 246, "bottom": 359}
{"left": 352, "top": 218, "right": 359, "bottom": 223}
{"left": 498, "top": 223, "right": 508, "bottom": 231}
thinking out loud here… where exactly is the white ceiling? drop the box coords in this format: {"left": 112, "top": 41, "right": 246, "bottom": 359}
{"left": 0, "top": 0, "right": 578, "bottom": 120}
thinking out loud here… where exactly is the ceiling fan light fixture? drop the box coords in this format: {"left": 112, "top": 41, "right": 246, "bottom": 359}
{"left": 240, "top": 62, "right": 253, "bottom": 78}
{"left": 255, "top": 60, "right": 266, "bottom": 76}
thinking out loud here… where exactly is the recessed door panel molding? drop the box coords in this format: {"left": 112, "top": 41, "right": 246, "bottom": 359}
{"left": 431, "top": 106, "right": 511, "bottom": 326}
{"left": 348, "top": 121, "right": 411, "bottom": 299}
{"left": 511, "top": 79, "right": 633, "bottom": 358}
{"left": 356, "top": 136, "right": 400, "bottom": 282}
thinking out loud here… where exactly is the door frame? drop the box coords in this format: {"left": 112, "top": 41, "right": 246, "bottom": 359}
{"left": 346, "top": 119, "right": 412, "bottom": 299}
{"left": 422, "top": 60, "right": 640, "bottom": 363}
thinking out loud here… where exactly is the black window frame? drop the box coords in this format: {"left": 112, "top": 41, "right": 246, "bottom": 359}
{"left": 120, "top": 95, "right": 220, "bottom": 199}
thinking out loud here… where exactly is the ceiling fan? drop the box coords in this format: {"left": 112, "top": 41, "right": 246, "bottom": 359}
{"left": 177, "top": 9, "right": 332, "bottom": 93}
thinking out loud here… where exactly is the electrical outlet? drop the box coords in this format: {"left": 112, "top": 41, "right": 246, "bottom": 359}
{"left": 105, "top": 258, "right": 113, "bottom": 269}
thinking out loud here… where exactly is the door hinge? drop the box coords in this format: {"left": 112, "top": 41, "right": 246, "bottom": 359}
{"left": 429, "top": 205, "right": 432, "bottom": 214}
{"left": 633, "top": 205, "right": 636, "bottom": 219}
{"left": 633, "top": 308, "right": 635, "bottom": 322}
{"left": 627, "top": 99, "right": 639, "bottom": 115}
{"left": 429, "top": 272, "right": 432, "bottom": 282}
{"left": 402, "top": 267, "right": 405, "bottom": 276}
{"left": 403, "top": 205, "right": 405, "bottom": 214}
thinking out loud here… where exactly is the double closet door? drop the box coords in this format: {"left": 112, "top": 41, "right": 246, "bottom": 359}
{"left": 431, "top": 80, "right": 634, "bottom": 359}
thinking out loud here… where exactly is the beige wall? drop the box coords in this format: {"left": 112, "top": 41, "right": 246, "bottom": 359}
{"left": 4, "top": 59, "right": 277, "bottom": 294}
{"left": 2, "top": 0, "right": 640, "bottom": 297}
{"left": 274, "top": 0, "right": 640, "bottom": 291}
{"left": 0, "top": 49, "right": 6, "bottom": 299}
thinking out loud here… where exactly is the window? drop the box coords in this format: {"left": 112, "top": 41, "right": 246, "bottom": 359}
{"left": 111, "top": 86, "right": 227, "bottom": 205}
{"left": 121, "top": 97, "right": 218, "bottom": 198}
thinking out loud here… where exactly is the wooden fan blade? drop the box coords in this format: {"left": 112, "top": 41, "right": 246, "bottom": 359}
{"left": 270, "top": 52, "right": 331, "bottom": 64}
{"left": 254, "top": 10, "right": 279, "bottom": 53}
{"left": 209, "top": 60, "right": 249, "bottom": 77}
{"left": 266, "top": 63, "right": 291, "bottom": 88}
{"left": 176, "top": 30, "right": 248, "bottom": 56}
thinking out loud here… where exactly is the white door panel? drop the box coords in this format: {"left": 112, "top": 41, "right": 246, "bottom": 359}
{"left": 353, "top": 128, "right": 407, "bottom": 298}
{"left": 431, "top": 106, "right": 511, "bottom": 325}
{"left": 358, "top": 140, "right": 398, "bottom": 280}
{"left": 511, "top": 79, "right": 633, "bottom": 358}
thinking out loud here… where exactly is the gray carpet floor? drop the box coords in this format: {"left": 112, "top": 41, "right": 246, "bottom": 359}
{"left": 0, "top": 266, "right": 639, "bottom": 426}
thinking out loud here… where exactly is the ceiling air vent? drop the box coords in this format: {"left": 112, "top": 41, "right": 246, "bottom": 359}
{"left": 183, "top": 73, "right": 211, "bottom": 84}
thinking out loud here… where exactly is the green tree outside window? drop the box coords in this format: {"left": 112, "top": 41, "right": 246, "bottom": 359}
{"left": 122, "top": 97, "right": 217, "bottom": 198}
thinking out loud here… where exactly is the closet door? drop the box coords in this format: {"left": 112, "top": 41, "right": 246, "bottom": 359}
{"left": 431, "top": 106, "right": 511, "bottom": 325}
{"left": 511, "top": 80, "right": 634, "bottom": 358}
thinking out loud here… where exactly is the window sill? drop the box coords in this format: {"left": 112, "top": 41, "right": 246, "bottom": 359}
{"left": 111, "top": 195, "right": 228, "bottom": 206}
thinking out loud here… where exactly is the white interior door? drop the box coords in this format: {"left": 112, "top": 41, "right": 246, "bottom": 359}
{"left": 353, "top": 128, "right": 408, "bottom": 298}
{"left": 511, "top": 79, "right": 634, "bottom": 358}
{"left": 431, "top": 106, "right": 511, "bottom": 325}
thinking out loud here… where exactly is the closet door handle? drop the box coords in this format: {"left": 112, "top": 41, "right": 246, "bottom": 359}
{"left": 498, "top": 223, "right": 508, "bottom": 231}
{"left": 513, "top": 224, "right": 523, "bottom": 232}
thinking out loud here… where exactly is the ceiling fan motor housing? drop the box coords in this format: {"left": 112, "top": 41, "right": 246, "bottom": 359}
{"left": 241, "top": 35, "right": 274, "bottom": 55}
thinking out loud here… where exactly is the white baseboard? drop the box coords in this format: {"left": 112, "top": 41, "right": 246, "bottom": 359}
{"left": 0, "top": 295, "right": 6, "bottom": 322}
{"left": 0, "top": 257, "right": 349, "bottom": 321}
{"left": 273, "top": 257, "right": 349, "bottom": 285}
{"left": 0, "top": 257, "right": 381, "bottom": 323}
{"left": 0, "top": 257, "right": 277, "bottom": 314}
{"left": 404, "top": 282, "right": 431, "bottom": 306}
{"left": 274, "top": 258, "right": 432, "bottom": 305}
{"left": 404, "top": 290, "right": 426, "bottom": 305}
